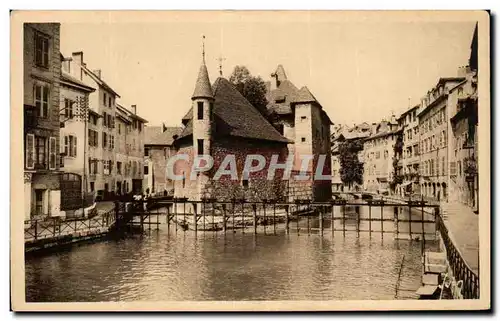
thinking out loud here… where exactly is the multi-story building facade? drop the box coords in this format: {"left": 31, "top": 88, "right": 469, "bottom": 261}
{"left": 119, "top": 104, "right": 148, "bottom": 194}
{"left": 418, "top": 76, "right": 464, "bottom": 202}
{"left": 24, "top": 23, "right": 62, "bottom": 220}
{"left": 448, "top": 70, "right": 478, "bottom": 210}
{"left": 59, "top": 70, "right": 96, "bottom": 212}
{"left": 63, "top": 51, "right": 120, "bottom": 196}
{"left": 362, "top": 118, "right": 401, "bottom": 194}
{"left": 143, "top": 125, "right": 182, "bottom": 196}
{"left": 62, "top": 52, "right": 147, "bottom": 197}
{"left": 447, "top": 24, "right": 479, "bottom": 212}
{"left": 397, "top": 104, "right": 421, "bottom": 195}
{"left": 266, "top": 65, "right": 333, "bottom": 201}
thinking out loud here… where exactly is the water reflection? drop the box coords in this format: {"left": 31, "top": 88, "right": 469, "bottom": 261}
{"left": 25, "top": 221, "right": 435, "bottom": 302}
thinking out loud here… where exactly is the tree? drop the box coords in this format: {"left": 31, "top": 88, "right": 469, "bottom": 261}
{"left": 338, "top": 140, "right": 364, "bottom": 189}
{"left": 229, "top": 65, "right": 251, "bottom": 91}
{"left": 229, "top": 66, "right": 270, "bottom": 119}
{"left": 390, "top": 134, "right": 404, "bottom": 192}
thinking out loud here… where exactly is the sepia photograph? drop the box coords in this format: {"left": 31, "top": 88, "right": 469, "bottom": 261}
{"left": 10, "top": 10, "right": 490, "bottom": 311}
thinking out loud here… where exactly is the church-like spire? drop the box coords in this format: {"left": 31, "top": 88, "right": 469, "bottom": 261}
{"left": 192, "top": 35, "right": 213, "bottom": 100}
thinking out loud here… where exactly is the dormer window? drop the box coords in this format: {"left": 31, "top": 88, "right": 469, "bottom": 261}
{"left": 275, "top": 95, "right": 286, "bottom": 104}
{"left": 197, "top": 102, "right": 204, "bottom": 120}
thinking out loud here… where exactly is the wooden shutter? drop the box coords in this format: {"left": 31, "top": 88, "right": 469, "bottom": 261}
{"left": 64, "top": 136, "right": 68, "bottom": 155}
{"left": 26, "top": 134, "right": 35, "bottom": 169}
{"left": 49, "top": 137, "right": 56, "bottom": 170}
{"left": 72, "top": 136, "right": 77, "bottom": 157}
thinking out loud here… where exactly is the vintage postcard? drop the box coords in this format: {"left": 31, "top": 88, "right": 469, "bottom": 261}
{"left": 10, "top": 10, "right": 490, "bottom": 311}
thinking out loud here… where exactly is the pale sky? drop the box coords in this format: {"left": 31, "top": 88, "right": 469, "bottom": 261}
{"left": 60, "top": 15, "right": 476, "bottom": 128}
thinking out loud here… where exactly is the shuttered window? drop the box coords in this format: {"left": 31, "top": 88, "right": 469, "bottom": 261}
{"left": 25, "top": 134, "right": 35, "bottom": 169}
{"left": 49, "top": 137, "right": 56, "bottom": 170}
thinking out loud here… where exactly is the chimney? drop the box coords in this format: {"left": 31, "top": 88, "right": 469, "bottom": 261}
{"left": 61, "top": 57, "right": 72, "bottom": 73}
{"left": 72, "top": 51, "right": 83, "bottom": 66}
{"left": 93, "top": 69, "right": 102, "bottom": 79}
{"left": 131, "top": 104, "right": 137, "bottom": 115}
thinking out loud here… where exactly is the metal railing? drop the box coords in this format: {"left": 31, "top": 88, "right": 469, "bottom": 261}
{"left": 117, "top": 198, "right": 439, "bottom": 241}
{"left": 24, "top": 208, "right": 116, "bottom": 242}
{"left": 435, "top": 209, "right": 480, "bottom": 299}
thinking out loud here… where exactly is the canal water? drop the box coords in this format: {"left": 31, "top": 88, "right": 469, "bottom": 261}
{"left": 25, "top": 205, "right": 438, "bottom": 302}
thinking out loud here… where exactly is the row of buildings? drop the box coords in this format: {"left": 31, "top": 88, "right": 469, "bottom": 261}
{"left": 23, "top": 23, "right": 334, "bottom": 219}
{"left": 331, "top": 24, "right": 479, "bottom": 212}
{"left": 23, "top": 23, "right": 148, "bottom": 220}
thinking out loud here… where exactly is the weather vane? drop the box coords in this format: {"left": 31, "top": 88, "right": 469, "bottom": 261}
{"left": 217, "top": 55, "right": 226, "bottom": 76}
{"left": 202, "top": 35, "right": 206, "bottom": 62}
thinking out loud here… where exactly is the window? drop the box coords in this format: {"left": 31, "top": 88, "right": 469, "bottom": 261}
{"left": 103, "top": 132, "right": 107, "bottom": 148}
{"left": 108, "top": 97, "right": 112, "bottom": 108}
{"left": 197, "top": 139, "right": 204, "bottom": 155}
{"left": 442, "top": 157, "right": 446, "bottom": 176}
{"left": 34, "top": 84, "right": 49, "bottom": 118}
{"left": 117, "top": 162, "right": 122, "bottom": 175}
{"left": 49, "top": 137, "right": 56, "bottom": 170}
{"left": 109, "top": 135, "right": 114, "bottom": 150}
{"left": 103, "top": 112, "right": 107, "bottom": 127}
{"left": 35, "top": 189, "right": 44, "bottom": 215}
{"left": 103, "top": 93, "right": 107, "bottom": 106}
{"left": 90, "top": 182, "right": 95, "bottom": 192}
{"left": 35, "top": 136, "right": 46, "bottom": 169}
{"left": 197, "top": 101, "right": 204, "bottom": 120}
{"left": 88, "top": 114, "right": 98, "bottom": 126}
{"left": 118, "top": 123, "right": 121, "bottom": 134}
{"left": 104, "top": 160, "right": 110, "bottom": 175}
{"left": 25, "top": 134, "right": 35, "bottom": 169}
{"left": 64, "top": 98, "right": 74, "bottom": 119}
{"left": 144, "top": 165, "right": 149, "bottom": 175}
{"left": 145, "top": 147, "right": 150, "bottom": 157}
{"left": 301, "top": 137, "right": 306, "bottom": 142}
{"left": 88, "top": 129, "right": 99, "bottom": 147}
{"left": 34, "top": 32, "right": 49, "bottom": 68}
{"left": 242, "top": 179, "right": 249, "bottom": 188}
{"left": 64, "top": 135, "right": 77, "bottom": 157}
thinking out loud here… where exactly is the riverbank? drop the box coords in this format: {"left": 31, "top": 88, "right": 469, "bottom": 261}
{"left": 24, "top": 205, "right": 116, "bottom": 254}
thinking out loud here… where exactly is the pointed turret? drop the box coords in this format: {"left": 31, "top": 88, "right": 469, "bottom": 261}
{"left": 192, "top": 62, "right": 214, "bottom": 100}
{"left": 271, "top": 64, "right": 288, "bottom": 89}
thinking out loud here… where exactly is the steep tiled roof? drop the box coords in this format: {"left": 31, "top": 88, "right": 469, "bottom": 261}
{"left": 266, "top": 79, "right": 300, "bottom": 115}
{"left": 266, "top": 65, "right": 332, "bottom": 124}
{"left": 145, "top": 126, "right": 183, "bottom": 146}
{"left": 178, "top": 77, "right": 289, "bottom": 144}
{"left": 272, "top": 65, "right": 287, "bottom": 80}
{"left": 80, "top": 65, "right": 121, "bottom": 98}
{"left": 294, "top": 86, "right": 317, "bottom": 103}
{"left": 61, "top": 72, "right": 95, "bottom": 92}
{"left": 192, "top": 62, "right": 214, "bottom": 100}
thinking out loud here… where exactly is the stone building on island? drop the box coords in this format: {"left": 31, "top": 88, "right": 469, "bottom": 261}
{"left": 265, "top": 65, "right": 333, "bottom": 201}
{"left": 172, "top": 54, "right": 290, "bottom": 214}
